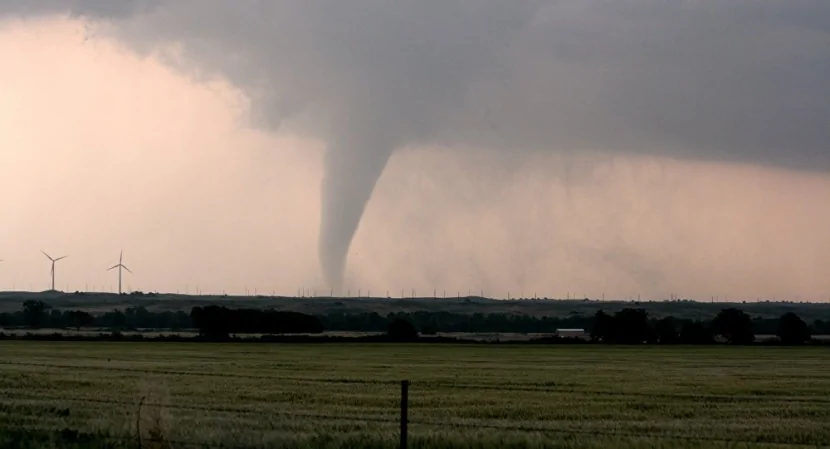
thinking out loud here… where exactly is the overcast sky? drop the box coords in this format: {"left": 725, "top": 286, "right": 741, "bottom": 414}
{"left": 1, "top": 2, "right": 829, "bottom": 300}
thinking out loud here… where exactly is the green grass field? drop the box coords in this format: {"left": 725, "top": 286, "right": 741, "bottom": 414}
{"left": 0, "top": 342, "right": 828, "bottom": 448}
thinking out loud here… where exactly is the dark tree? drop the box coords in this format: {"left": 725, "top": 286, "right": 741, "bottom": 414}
{"left": 712, "top": 308, "right": 754, "bottom": 344}
{"left": 612, "top": 308, "right": 654, "bottom": 344}
{"left": 22, "top": 300, "right": 51, "bottom": 329}
{"left": 590, "top": 310, "right": 613, "bottom": 342}
{"left": 590, "top": 309, "right": 654, "bottom": 343}
{"left": 813, "top": 319, "right": 830, "bottom": 335}
{"left": 654, "top": 317, "right": 679, "bottom": 344}
{"left": 190, "top": 306, "right": 323, "bottom": 339}
{"left": 68, "top": 310, "right": 94, "bottom": 331}
{"left": 104, "top": 309, "right": 128, "bottom": 329}
{"left": 191, "top": 306, "right": 230, "bottom": 339}
{"left": 48, "top": 309, "right": 64, "bottom": 328}
{"left": 679, "top": 321, "right": 713, "bottom": 344}
{"left": 387, "top": 319, "right": 418, "bottom": 341}
{"left": 777, "top": 312, "right": 811, "bottom": 345}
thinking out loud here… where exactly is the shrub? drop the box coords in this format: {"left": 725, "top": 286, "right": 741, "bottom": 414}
{"left": 387, "top": 319, "right": 418, "bottom": 341}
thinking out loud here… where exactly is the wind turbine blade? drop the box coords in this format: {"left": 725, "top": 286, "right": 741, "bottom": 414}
{"left": 122, "top": 265, "right": 133, "bottom": 274}
{"left": 119, "top": 250, "right": 123, "bottom": 264}
{"left": 108, "top": 265, "right": 119, "bottom": 271}
{"left": 41, "top": 250, "right": 54, "bottom": 261}
{"left": 55, "top": 256, "right": 68, "bottom": 262}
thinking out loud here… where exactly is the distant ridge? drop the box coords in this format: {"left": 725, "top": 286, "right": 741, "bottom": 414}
{"left": 1, "top": 291, "right": 829, "bottom": 320}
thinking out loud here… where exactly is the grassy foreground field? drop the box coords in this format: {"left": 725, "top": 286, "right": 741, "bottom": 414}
{"left": 0, "top": 343, "right": 828, "bottom": 448}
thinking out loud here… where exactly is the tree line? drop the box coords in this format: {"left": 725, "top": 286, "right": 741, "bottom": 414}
{"left": 190, "top": 306, "right": 323, "bottom": 338}
{"left": 589, "top": 308, "right": 812, "bottom": 345}
{"left": 0, "top": 300, "right": 823, "bottom": 344}
{"left": 0, "top": 300, "right": 192, "bottom": 331}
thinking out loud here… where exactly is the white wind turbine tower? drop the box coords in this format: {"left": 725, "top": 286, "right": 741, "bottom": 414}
{"left": 108, "top": 250, "right": 132, "bottom": 295}
{"left": 41, "top": 251, "right": 68, "bottom": 292}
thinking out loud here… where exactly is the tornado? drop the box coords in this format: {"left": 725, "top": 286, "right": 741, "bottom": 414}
{"left": 319, "top": 133, "right": 395, "bottom": 291}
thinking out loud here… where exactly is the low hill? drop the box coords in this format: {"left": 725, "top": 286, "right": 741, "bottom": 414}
{"left": 1, "top": 291, "right": 828, "bottom": 321}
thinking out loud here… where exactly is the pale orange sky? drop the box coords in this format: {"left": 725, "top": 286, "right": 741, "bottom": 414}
{"left": 2, "top": 17, "right": 829, "bottom": 301}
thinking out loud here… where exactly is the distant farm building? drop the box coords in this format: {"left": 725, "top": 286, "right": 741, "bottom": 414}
{"left": 556, "top": 328, "right": 587, "bottom": 339}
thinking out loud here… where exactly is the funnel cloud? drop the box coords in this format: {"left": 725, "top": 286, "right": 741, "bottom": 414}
{"left": 2, "top": 1, "right": 830, "bottom": 290}
{"left": 320, "top": 131, "right": 396, "bottom": 290}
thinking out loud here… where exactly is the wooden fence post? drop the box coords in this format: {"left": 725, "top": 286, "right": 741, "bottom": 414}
{"left": 400, "top": 380, "right": 410, "bottom": 449}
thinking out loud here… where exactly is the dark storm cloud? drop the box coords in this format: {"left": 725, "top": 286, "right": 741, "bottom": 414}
{"left": 3, "top": 0, "right": 829, "bottom": 288}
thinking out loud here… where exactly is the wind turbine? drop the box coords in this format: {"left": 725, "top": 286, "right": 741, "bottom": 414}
{"left": 41, "top": 251, "right": 68, "bottom": 292}
{"left": 108, "top": 250, "right": 132, "bottom": 295}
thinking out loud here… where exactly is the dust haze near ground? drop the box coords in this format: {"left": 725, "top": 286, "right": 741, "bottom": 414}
{"left": 1, "top": 10, "right": 830, "bottom": 300}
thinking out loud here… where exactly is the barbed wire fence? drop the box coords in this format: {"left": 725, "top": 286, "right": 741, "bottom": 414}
{"left": 1, "top": 378, "right": 828, "bottom": 449}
